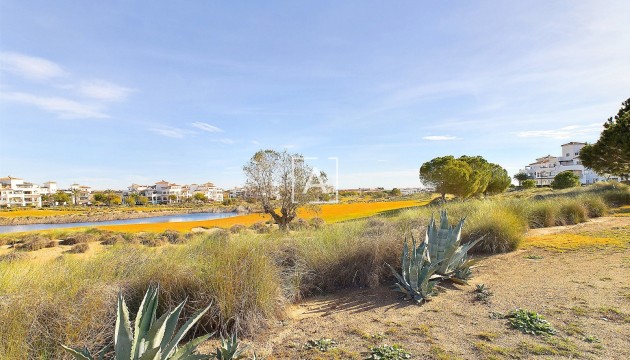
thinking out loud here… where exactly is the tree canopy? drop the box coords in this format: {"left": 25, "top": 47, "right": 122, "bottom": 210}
{"left": 419, "top": 155, "right": 510, "bottom": 200}
{"left": 513, "top": 172, "right": 531, "bottom": 186}
{"left": 580, "top": 98, "right": 630, "bottom": 180}
{"left": 244, "top": 149, "right": 323, "bottom": 230}
{"left": 551, "top": 171, "right": 580, "bottom": 190}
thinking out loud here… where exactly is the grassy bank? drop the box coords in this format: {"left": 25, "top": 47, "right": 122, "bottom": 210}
{"left": 1, "top": 183, "right": 629, "bottom": 359}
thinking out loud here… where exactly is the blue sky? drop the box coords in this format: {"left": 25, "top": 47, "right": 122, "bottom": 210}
{"left": 1, "top": 1, "right": 629, "bottom": 190}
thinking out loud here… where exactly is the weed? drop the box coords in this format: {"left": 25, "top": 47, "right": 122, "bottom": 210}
{"left": 304, "top": 338, "right": 338, "bottom": 352}
{"left": 507, "top": 309, "right": 556, "bottom": 335}
{"left": 524, "top": 254, "right": 543, "bottom": 260}
{"left": 366, "top": 344, "right": 411, "bottom": 360}
{"left": 429, "top": 345, "right": 460, "bottom": 360}
{"left": 583, "top": 335, "right": 600, "bottom": 343}
{"left": 473, "top": 284, "right": 493, "bottom": 303}
{"left": 571, "top": 305, "right": 589, "bottom": 316}
{"left": 474, "top": 342, "right": 511, "bottom": 357}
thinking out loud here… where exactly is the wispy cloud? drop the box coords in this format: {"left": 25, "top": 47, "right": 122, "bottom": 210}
{"left": 251, "top": 140, "right": 260, "bottom": 145}
{"left": 191, "top": 122, "right": 222, "bottom": 132}
{"left": 516, "top": 123, "right": 602, "bottom": 139}
{"left": 72, "top": 80, "right": 133, "bottom": 101}
{"left": 0, "top": 52, "right": 65, "bottom": 80}
{"left": 0, "top": 92, "right": 107, "bottom": 119}
{"left": 422, "top": 135, "right": 460, "bottom": 141}
{"left": 219, "top": 138, "right": 236, "bottom": 144}
{"left": 148, "top": 126, "right": 192, "bottom": 139}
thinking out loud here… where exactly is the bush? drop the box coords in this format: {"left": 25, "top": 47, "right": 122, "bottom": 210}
{"left": 101, "top": 233, "right": 126, "bottom": 245}
{"left": 551, "top": 171, "right": 580, "bottom": 190}
{"left": 288, "top": 218, "right": 309, "bottom": 231}
{"left": 229, "top": 224, "right": 247, "bottom": 234}
{"left": 559, "top": 201, "right": 588, "bottom": 225}
{"left": 59, "top": 233, "right": 97, "bottom": 245}
{"left": 250, "top": 222, "right": 271, "bottom": 234}
{"left": 16, "top": 236, "right": 55, "bottom": 252}
{"left": 309, "top": 217, "right": 325, "bottom": 229}
{"left": 580, "top": 196, "right": 608, "bottom": 217}
{"left": 464, "top": 207, "right": 526, "bottom": 254}
{"left": 161, "top": 229, "right": 184, "bottom": 244}
{"left": 522, "top": 179, "right": 536, "bottom": 189}
{"left": 527, "top": 201, "right": 562, "bottom": 228}
{"left": 67, "top": 243, "right": 89, "bottom": 254}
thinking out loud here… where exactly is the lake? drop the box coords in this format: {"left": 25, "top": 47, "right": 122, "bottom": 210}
{"left": 0, "top": 211, "right": 239, "bottom": 234}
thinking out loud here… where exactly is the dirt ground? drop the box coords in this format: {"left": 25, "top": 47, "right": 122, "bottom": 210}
{"left": 234, "top": 217, "right": 630, "bottom": 359}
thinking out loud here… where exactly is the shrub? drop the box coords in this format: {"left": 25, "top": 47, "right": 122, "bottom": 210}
{"left": 580, "top": 196, "right": 608, "bottom": 217}
{"left": 59, "top": 233, "right": 97, "bottom": 245}
{"left": 161, "top": 229, "right": 184, "bottom": 244}
{"left": 229, "top": 224, "right": 247, "bottom": 234}
{"left": 527, "top": 201, "right": 561, "bottom": 228}
{"left": 249, "top": 222, "right": 271, "bottom": 234}
{"left": 288, "top": 218, "right": 309, "bottom": 231}
{"left": 507, "top": 309, "right": 556, "bottom": 335}
{"left": 101, "top": 233, "right": 126, "bottom": 245}
{"left": 551, "top": 171, "right": 580, "bottom": 190}
{"left": 309, "top": 217, "right": 325, "bottom": 229}
{"left": 16, "top": 236, "right": 53, "bottom": 252}
{"left": 465, "top": 207, "right": 526, "bottom": 254}
{"left": 0, "top": 252, "right": 29, "bottom": 262}
{"left": 67, "top": 243, "right": 89, "bottom": 254}
{"left": 522, "top": 179, "right": 536, "bottom": 189}
{"left": 559, "top": 201, "right": 588, "bottom": 225}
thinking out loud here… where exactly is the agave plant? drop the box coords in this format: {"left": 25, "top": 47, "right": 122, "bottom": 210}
{"left": 386, "top": 234, "right": 442, "bottom": 303}
{"left": 61, "top": 286, "right": 213, "bottom": 360}
{"left": 426, "top": 210, "right": 482, "bottom": 283}
{"left": 214, "top": 333, "right": 247, "bottom": 360}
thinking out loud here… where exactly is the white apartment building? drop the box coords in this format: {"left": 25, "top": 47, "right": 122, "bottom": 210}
{"left": 521, "top": 142, "right": 606, "bottom": 186}
{"left": 126, "top": 180, "right": 223, "bottom": 204}
{"left": 68, "top": 183, "right": 93, "bottom": 205}
{"left": 399, "top": 187, "right": 424, "bottom": 196}
{"left": 0, "top": 176, "right": 43, "bottom": 207}
{"left": 190, "top": 182, "right": 224, "bottom": 202}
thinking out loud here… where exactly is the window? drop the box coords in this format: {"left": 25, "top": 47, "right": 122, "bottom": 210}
{"left": 575, "top": 152, "right": 579, "bottom": 155}
{"left": 566, "top": 153, "right": 570, "bottom": 156}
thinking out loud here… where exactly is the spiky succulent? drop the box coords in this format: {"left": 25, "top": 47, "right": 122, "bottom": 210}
{"left": 386, "top": 234, "right": 442, "bottom": 303}
{"left": 61, "top": 286, "right": 213, "bottom": 360}
{"left": 214, "top": 333, "right": 247, "bottom": 360}
{"left": 426, "top": 210, "right": 482, "bottom": 283}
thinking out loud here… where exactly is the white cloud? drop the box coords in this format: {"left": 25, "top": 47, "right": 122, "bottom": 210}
{"left": 516, "top": 123, "right": 602, "bottom": 139}
{"left": 219, "top": 138, "right": 236, "bottom": 144}
{"left": 148, "top": 127, "right": 191, "bottom": 139}
{"left": 191, "top": 122, "right": 222, "bottom": 132}
{"left": 251, "top": 140, "right": 260, "bottom": 145}
{"left": 422, "top": 135, "right": 459, "bottom": 141}
{"left": 73, "top": 80, "right": 133, "bottom": 101}
{"left": 0, "top": 92, "right": 107, "bottom": 119}
{"left": 0, "top": 52, "right": 65, "bottom": 80}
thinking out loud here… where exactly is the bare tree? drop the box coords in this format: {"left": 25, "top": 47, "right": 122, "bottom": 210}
{"left": 244, "top": 149, "right": 317, "bottom": 231}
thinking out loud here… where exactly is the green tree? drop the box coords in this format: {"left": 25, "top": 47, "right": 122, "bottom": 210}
{"left": 522, "top": 179, "right": 536, "bottom": 189}
{"left": 551, "top": 171, "right": 581, "bottom": 189}
{"left": 485, "top": 163, "right": 512, "bottom": 195}
{"left": 419, "top": 156, "right": 475, "bottom": 200}
{"left": 137, "top": 196, "right": 149, "bottom": 205}
{"left": 193, "top": 192, "right": 208, "bottom": 202}
{"left": 580, "top": 98, "right": 630, "bottom": 180}
{"left": 458, "top": 155, "right": 491, "bottom": 196}
{"left": 390, "top": 188, "right": 402, "bottom": 196}
{"left": 53, "top": 191, "right": 71, "bottom": 205}
{"left": 514, "top": 172, "right": 531, "bottom": 186}
{"left": 243, "top": 149, "right": 317, "bottom": 230}
{"left": 168, "top": 194, "right": 178, "bottom": 203}
{"left": 126, "top": 193, "right": 139, "bottom": 206}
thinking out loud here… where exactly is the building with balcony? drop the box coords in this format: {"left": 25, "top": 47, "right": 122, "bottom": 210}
{"left": 125, "top": 180, "right": 224, "bottom": 204}
{"left": 0, "top": 176, "right": 43, "bottom": 207}
{"left": 520, "top": 142, "right": 607, "bottom": 186}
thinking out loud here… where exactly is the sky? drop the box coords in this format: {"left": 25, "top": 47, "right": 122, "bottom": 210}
{"left": 1, "top": 1, "right": 629, "bottom": 190}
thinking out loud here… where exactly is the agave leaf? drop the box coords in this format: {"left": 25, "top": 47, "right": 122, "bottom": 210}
{"left": 170, "top": 333, "right": 213, "bottom": 360}
{"left": 386, "top": 263, "right": 409, "bottom": 288}
{"left": 60, "top": 345, "right": 93, "bottom": 360}
{"left": 93, "top": 345, "right": 110, "bottom": 360}
{"left": 178, "top": 355, "right": 213, "bottom": 360}
{"left": 115, "top": 293, "right": 133, "bottom": 360}
{"left": 133, "top": 286, "right": 159, "bottom": 358}
{"left": 144, "top": 307, "right": 173, "bottom": 352}
{"left": 401, "top": 238, "right": 409, "bottom": 282}
{"left": 163, "top": 304, "right": 212, "bottom": 358}
{"left": 138, "top": 346, "right": 161, "bottom": 360}
{"left": 159, "top": 300, "right": 187, "bottom": 351}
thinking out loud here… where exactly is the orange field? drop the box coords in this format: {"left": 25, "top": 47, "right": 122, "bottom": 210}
{"left": 95, "top": 199, "right": 430, "bottom": 233}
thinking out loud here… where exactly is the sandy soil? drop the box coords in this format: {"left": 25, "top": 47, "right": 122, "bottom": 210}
{"left": 234, "top": 217, "right": 630, "bottom": 359}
